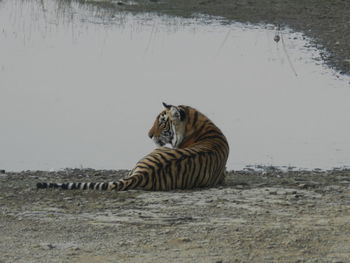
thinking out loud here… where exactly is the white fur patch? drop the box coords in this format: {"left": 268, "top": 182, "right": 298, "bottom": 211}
{"left": 171, "top": 123, "right": 183, "bottom": 148}
{"left": 171, "top": 123, "right": 177, "bottom": 147}
{"left": 170, "top": 106, "right": 180, "bottom": 119}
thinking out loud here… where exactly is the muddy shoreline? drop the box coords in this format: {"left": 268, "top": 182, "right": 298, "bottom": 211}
{"left": 97, "top": 0, "right": 350, "bottom": 75}
{"left": 1, "top": 168, "right": 349, "bottom": 262}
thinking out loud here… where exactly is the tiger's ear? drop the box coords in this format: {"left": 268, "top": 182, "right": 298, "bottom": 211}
{"left": 162, "top": 102, "right": 172, "bottom": 110}
{"left": 170, "top": 106, "right": 186, "bottom": 121}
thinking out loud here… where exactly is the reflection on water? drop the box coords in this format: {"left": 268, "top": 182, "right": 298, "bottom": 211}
{"left": 1, "top": 0, "right": 350, "bottom": 171}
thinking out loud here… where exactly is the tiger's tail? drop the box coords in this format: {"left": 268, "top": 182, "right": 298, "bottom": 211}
{"left": 36, "top": 174, "right": 144, "bottom": 191}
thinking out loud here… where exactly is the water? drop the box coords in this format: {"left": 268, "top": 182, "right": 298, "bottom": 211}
{"left": 1, "top": 0, "right": 350, "bottom": 171}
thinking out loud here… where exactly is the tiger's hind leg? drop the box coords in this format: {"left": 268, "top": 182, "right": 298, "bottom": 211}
{"left": 108, "top": 171, "right": 155, "bottom": 191}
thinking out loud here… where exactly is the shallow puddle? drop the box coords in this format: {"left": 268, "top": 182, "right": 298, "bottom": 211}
{"left": 1, "top": 0, "right": 350, "bottom": 171}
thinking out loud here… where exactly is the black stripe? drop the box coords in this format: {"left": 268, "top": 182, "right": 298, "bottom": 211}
{"left": 143, "top": 155, "right": 158, "bottom": 163}
{"left": 192, "top": 111, "right": 199, "bottom": 126}
{"left": 131, "top": 174, "right": 142, "bottom": 189}
{"left": 216, "top": 143, "right": 229, "bottom": 161}
{"left": 210, "top": 155, "right": 219, "bottom": 184}
{"left": 142, "top": 156, "right": 159, "bottom": 190}
{"left": 138, "top": 171, "right": 150, "bottom": 189}
{"left": 151, "top": 169, "right": 156, "bottom": 190}
{"left": 196, "top": 121, "right": 208, "bottom": 134}
{"left": 151, "top": 155, "right": 163, "bottom": 170}
{"left": 193, "top": 154, "right": 203, "bottom": 188}
{"left": 157, "top": 154, "right": 170, "bottom": 190}
{"left": 183, "top": 148, "right": 197, "bottom": 158}
{"left": 198, "top": 135, "right": 228, "bottom": 144}
{"left": 150, "top": 164, "right": 158, "bottom": 190}
{"left": 198, "top": 153, "right": 211, "bottom": 187}
{"left": 135, "top": 163, "right": 150, "bottom": 169}
{"left": 155, "top": 152, "right": 170, "bottom": 166}
{"left": 165, "top": 165, "right": 172, "bottom": 190}
{"left": 142, "top": 157, "right": 163, "bottom": 176}
{"left": 170, "top": 163, "right": 177, "bottom": 190}
{"left": 151, "top": 155, "right": 162, "bottom": 190}
{"left": 197, "top": 129, "right": 221, "bottom": 141}
{"left": 212, "top": 145, "right": 224, "bottom": 161}
{"left": 176, "top": 159, "right": 185, "bottom": 189}
{"left": 181, "top": 160, "right": 188, "bottom": 189}
{"left": 162, "top": 151, "right": 178, "bottom": 159}
{"left": 156, "top": 169, "right": 163, "bottom": 190}
{"left": 185, "top": 157, "right": 195, "bottom": 188}
{"left": 118, "top": 180, "right": 125, "bottom": 190}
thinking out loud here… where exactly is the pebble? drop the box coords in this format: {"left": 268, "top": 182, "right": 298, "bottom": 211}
{"left": 178, "top": 237, "right": 191, "bottom": 242}
{"left": 41, "top": 243, "right": 55, "bottom": 250}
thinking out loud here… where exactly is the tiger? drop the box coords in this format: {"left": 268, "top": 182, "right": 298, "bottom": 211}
{"left": 36, "top": 103, "right": 229, "bottom": 191}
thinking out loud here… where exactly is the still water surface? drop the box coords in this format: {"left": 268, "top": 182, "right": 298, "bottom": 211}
{"left": 1, "top": 0, "right": 350, "bottom": 171}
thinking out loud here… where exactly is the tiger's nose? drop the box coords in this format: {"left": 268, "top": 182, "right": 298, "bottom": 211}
{"left": 148, "top": 131, "right": 153, "bottom": 139}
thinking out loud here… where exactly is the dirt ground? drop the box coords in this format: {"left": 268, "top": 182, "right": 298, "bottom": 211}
{"left": 1, "top": 168, "right": 349, "bottom": 263}
{"left": 87, "top": 0, "right": 350, "bottom": 75}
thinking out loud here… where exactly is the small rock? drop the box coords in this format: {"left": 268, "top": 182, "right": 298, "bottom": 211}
{"left": 41, "top": 243, "right": 55, "bottom": 250}
{"left": 179, "top": 237, "right": 191, "bottom": 242}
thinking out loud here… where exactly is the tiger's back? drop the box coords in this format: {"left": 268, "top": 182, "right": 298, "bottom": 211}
{"left": 37, "top": 103, "right": 229, "bottom": 191}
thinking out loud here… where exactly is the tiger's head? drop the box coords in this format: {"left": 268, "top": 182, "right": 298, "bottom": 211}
{"left": 148, "top": 102, "right": 186, "bottom": 148}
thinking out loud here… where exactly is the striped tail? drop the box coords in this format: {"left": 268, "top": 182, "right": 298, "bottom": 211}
{"left": 36, "top": 175, "right": 143, "bottom": 191}
{"left": 36, "top": 182, "right": 116, "bottom": 190}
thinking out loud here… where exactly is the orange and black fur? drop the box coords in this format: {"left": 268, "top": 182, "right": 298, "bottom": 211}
{"left": 37, "top": 103, "right": 229, "bottom": 191}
